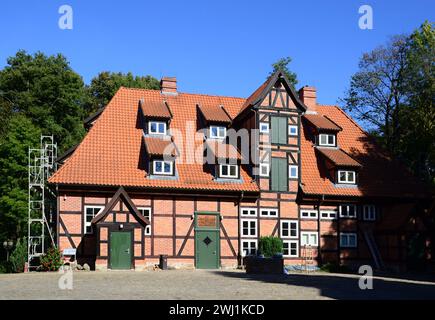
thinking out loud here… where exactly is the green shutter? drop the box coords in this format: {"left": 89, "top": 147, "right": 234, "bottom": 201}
{"left": 271, "top": 116, "right": 288, "bottom": 145}
{"left": 271, "top": 158, "right": 288, "bottom": 192}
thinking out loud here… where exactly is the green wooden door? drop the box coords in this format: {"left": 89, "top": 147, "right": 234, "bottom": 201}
{"left": 271, "top": 116, "right": 288, "bottom": 145}
{"left": 110, "top": 231, "right": 132, "bottom": 270}
{"left": 195, "top": 229, "right": 220, "bottom": 269}
{"left": 271, "top": 158, "right": 288, "bottom": 191}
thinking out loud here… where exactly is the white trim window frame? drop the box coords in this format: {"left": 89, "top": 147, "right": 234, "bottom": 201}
{"left": 259, "top": 163, "right": 270, "bottom": 177}
{"left": 318, "top": 133, "right": 336, "bottom": 147}
{"left": 363, "top": 205, "right": 376, "bottom": 221}
{"left": 241, "top": 239, "right": 257, "bottom": 257}
{"left": 283, "top": 240, "right": 299, "bottom": 257}
{"left": 280, "top": 220, "right": 298, "bottom": 239}
{"left": 301, "top": 231, "right": 319, "bottom": 247}
{"left": 241, "top": 219, "right": 257, "bottom": 238}
{"left": 153, "top": 160, "right": 174, "bottom": 175}
{"left": 148, "top": 121, "right": 167, "bottom": 135}
{"left": 300, "top": 210, "right": 318, "bottom": 219}
{"left": 84, "top": 205, "right": 104, "bottom": 234}
{"left": 260, "top": 208, "right": 278, "bottom": 217}
{"left": 240, "top": 207, "right": 257, "bottom": 217}
{"left": 339, "top": 204, "right": 357, "bottom": 218}
{"left": 340, "top": 233, "right": 358, "bottom": 248}
{"left": 337, "top": 170, "right": 356, "bottom": 184}
{"left": 138, "top": 207, "right": 152, "bottom": 235}
{"left": 320, "top": 210, "right": 338, "bottom": 220}
{"left": 219, "top": 164, "right": 238, "bottom": 178}
{"left": 288, "top": 125, "right": 298, "bottom": 136}
{"left": 289, "top": 165, "right": 298, "bottom": 179}
{"left": 259, "top": 122, "right": 269, "bottom": 133}
{"left": 209, "top": 125, "right": 226, "bottom": 139}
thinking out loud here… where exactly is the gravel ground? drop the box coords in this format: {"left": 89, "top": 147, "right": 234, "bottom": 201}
{"left": 1, "top": 269, "right": 435, "bottom": 300}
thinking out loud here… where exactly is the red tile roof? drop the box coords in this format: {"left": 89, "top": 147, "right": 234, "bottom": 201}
{"left": 206, "top": 140, "right": 241, "bottom": 160}
{"left": 198, "top": 104, "right": 232, "bottom": 123}
{"left": 143, "top": 136, "right": 177, "bottom": 157}
{"left": 316, "top": 148, "right": 362, "bottom": 168}
{"left": 303, "top": 114, "right": 342, "bottom": 131}
{"left": 140, "top": 99, "right": 172, "bottom": 119}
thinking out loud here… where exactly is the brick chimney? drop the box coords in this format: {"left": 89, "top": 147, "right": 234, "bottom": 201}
{"left": 298, "top": 86, "right": 317, "bottom": 112}
{"left": 160, "top": 77, "right": 177, "bottom": 95}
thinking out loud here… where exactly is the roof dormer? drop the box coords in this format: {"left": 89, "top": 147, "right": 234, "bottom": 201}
{"left": 303, "top": 114, "right": 342, "bottom": 147}
{"left": 197, "top": 104, "right": 232, "bottom": 140}
{"left": 139, "top": 99, "right": 173, "bottom": 137}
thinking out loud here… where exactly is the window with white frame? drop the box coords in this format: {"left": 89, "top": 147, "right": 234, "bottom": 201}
{"left": 320, "top": 210, "right": 338, "bottom": 220}
{"left": 280, "top": 220, "right": 298, "bottom": 238}
{"left": 138, "top": 207, "right": 152, "bottom": 235}
{"left": 300, "top": 210, "right": 318, "bottom": 219}
{"left": 219, "top": 164, "right": 238, "bottom": 178}
{"left": 318, "top": 133, "right": 336, "bottom": 146}
{"left": 259, "top": 163, "right": 269, "bottom": 177}
{"left": 259, "top": 122, "right": 269, "bottom": 133}
{"left": 153, "top": 160, "right": 174, "bottom": 175}
{"left": 260, "top": 208, "right": 278, "bottom": 217}
{"left": 363, "top": 205, "right": 376, "bottom": 221}
{"left": 283, "top": 240, "right": 299, "bottom": 257}
{"left": 241, "top": 219, "right": 257, "bottom": 237}
{"left": 148, "top": 121, "right": 167, "bottom": 135}
{"left": 301, "top": 232, "right": 318, "bottom": 247}
{"left": 339, "top": 205, "right": 357, "bottom": 218}
{"left": 289, "top": 165, "right": 298, "bottom": 179}
{"left": 84, "top": 206, "right": 104, "bottom": 234}
{"left": 337, "top": 170, "right": 356, "bottom": 184}
{"left": 241, "top": 240, "right": 257, "bottom": 256}
{"left": 288, "top": 125, "right": 298, "bottom": 136}
{"left": 340, "top": 233, "right": 357, "bottom": 248}
{"left": 240, "top": 208, "right": 257, "bottom": 217}
{"left": 209, "top": 125, "right": 226, "bottom": 139}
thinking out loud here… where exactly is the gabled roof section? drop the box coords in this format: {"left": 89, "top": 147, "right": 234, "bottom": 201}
{"left": 143, "top": 136, "right": 177, "bottom": 157}
{"left": 303, "top": 114, "right": 342, "bottom": 132}
{"left": 198, "top": 104, "right": 232, "bottom": 124}
{"left": 92, "top": 186, "right": 150, "bottom": 227}
{"left": 140, "top": 99, "right": 172, "bottom": 119}
{"left": 235, "top": 69, "right": 307, "bottom": 120}
{"left": 316, "top": 147, "right": 362, "bottom": 168}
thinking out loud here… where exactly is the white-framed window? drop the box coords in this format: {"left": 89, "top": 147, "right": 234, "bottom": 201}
{"left": 339, "top": 205, "right": 357, "bottom": 218}
{"left": 283, "top": 240, "right": 299, "bottom": 257}
{"left": 280, "top": 220, "right": 298, "bottom": 239}
{"left": 219, "top": 164, "right": 238, "bottom": 178}
{"left": 259, "top": 163, "right": 269, "bottom": 177}
{"left": 301, "top": 232, "right": 319, "bottom": 247}
{"left": 241, "top": 219, "right": 257, "bottom": 237}
{"left": 259, "top": 122, "right": 269, "bottom": 133}
{"left": 153, "top": 160, "right": 174, "bottom": 175}
{"left": 209, "top": 125, "right": 226, "bottom": 139}
{"left": 260, "top": 208, "right": 278, "bottom": 217}
{"left": 289, "top": 165, "right": 298, "bottom": 179}
{"left": 84, "top": 205, "right": 104, "bottom": 234}
{"left": 241, "top": 240, "right": 257, "bottom": 257}
{"left": 300, "top": 210, "right": 318, "bottom": 219}
{"left": 148, "top": 121, "right": 166, "bottom": 135}
{"left": 288, "top": 125, "right": 298, "bottom": 136}
{"left": 319, "top": 133, "right": 336, "bottom": 146}
{"left": 363, "top": 205, "right": 376, "bottom": 221}
{"left": 338, "top": 170, "right": 356, "bottom": 184}
{"left": 240, "top": 208, "right": 257, "bottom": 217}
{"left": 340, "top": 233, "right": 357, "bottom": 248}
{"left": 320, "top": 210, "right": 338, "bottom": 220}
{"left": 138, "top": 207, "right": 152, "bottom": 235}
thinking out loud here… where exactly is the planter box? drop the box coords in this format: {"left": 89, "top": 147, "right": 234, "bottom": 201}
{"left": 245, "top": 256, "right": 284, "bottom": 274}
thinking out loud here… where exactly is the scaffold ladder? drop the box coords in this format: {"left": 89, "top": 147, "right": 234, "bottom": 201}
{"left": 302, "top": 245, "right": 314, "bottom": 273}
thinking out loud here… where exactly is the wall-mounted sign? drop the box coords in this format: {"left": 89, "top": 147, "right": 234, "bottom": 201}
{"left": 197, "top": 214, "right": 217, "bottom": 228}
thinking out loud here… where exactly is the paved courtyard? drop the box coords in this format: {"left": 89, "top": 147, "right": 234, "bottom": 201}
{"left": 1, "top": 269, "right": 435, "bottom": 300}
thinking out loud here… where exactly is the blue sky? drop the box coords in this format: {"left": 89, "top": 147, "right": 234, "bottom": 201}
{"left": 0, "top": 0, "right": 433, "bottom": 105}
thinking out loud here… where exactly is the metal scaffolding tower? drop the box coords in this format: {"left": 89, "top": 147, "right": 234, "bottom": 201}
{"left": 27, "top": 135, "right": 58, "bottom": 271}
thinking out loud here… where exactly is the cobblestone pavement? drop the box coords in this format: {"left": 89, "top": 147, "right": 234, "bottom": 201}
{"left": 1, "top": 269, "right": 435, "bottom": 300}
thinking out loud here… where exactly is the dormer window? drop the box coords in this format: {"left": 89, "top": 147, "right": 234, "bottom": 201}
{"left": 149, "top": 121, "right": 167, "bottom": 135}
{"left": 319, "top": 133, "right": 336, "bottom": 147}
{"left": 209, "top": 125, "right": 226, "bottom": 139}
{"left": 219, "top": 164, "right": 239, "bottom": 179}
{"left": 337, "top": 170, "right": 356, "bottom": 184}
{"left": 152, "top": 160, "right": 174, "bottom": 175}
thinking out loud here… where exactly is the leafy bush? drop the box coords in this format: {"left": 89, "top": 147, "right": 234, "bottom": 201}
{"left": 320, "top": 262, "right": 351, "bottom": 273}
{"left": 258, "top": 236, "right": 283, "bottom": 258}
{"left": 40, "top": 247, "right": 63, "bottom": 271}
{"left": 0, "top": 261, "right": 13, "bottom": 273}
{"left": 9, "top": 238, "right": 27, "bottom": 273}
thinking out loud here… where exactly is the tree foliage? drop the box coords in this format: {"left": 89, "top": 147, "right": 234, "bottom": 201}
{"left": 270, "top": 56, "right": 298, "bottom": 87}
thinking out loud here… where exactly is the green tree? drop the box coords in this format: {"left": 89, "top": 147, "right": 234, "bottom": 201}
{"left": 84, "top": 71, "right": 160, "bottom": 114}
{"left": 270, "top": 56, "right": 298, "bottom": 87}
